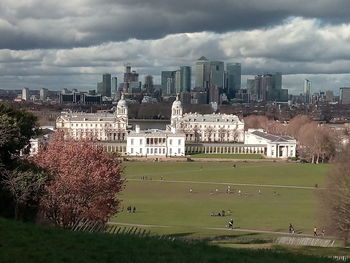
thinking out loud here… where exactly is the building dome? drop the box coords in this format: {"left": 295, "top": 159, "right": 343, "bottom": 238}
{"left": 117, "top": 94, "right": 127, "bottom": 107}
{"left": 172, "top": 94, "right": 182, "bottom": 109}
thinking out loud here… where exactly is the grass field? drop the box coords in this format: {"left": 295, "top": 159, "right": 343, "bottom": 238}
{"left": 112, "top": 162, "right": 330, "bottom": 239}
{"left": 189, "top": 153, "right": 264, "bottom": 159}
{"left": 0, "top": 217, "right": 339, "bottom": 263}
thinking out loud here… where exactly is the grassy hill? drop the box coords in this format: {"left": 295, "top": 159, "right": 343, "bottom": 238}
{"left": 0, "top": 217, "right": 339, "bottom": 263}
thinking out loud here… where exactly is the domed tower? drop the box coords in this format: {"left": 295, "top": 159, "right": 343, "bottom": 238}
{"left": 116, "top": 94, "right": 128, "bottom": 121}
{"left": 171, "top": 94, "right": 183, "bottom": 128}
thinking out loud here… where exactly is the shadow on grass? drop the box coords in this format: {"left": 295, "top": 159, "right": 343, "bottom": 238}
{"left": 166, "top": 232, "right": 195, "bottom": 238}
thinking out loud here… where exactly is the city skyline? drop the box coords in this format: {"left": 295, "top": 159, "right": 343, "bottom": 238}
{"left": 0, "top": 1, "right": 350, "bottom": 95}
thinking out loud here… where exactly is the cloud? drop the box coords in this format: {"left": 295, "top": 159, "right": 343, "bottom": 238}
{"left": 1, "top": 2, "right": 350, "bottom": 93}
{"left": 1, "top": 0, "right": 350, "bottom": 49}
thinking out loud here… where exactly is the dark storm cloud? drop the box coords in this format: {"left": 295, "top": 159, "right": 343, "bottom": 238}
{"left": 1, "top": 0, "right": 350, "bottom": 50}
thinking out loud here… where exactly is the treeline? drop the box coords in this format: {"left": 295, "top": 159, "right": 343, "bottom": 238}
{"left": 244, "top": 115, "right": 341, "bottom": 163}
{"left": 0, "top": 103, "right": 124, "bottom": 227}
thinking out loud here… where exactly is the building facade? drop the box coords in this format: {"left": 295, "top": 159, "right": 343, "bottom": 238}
{"left": 170, "top": 96, "right": 245, "bottom": 142}
{"left": 340, "top": 87, "right": 350, "bottom": 104}
{"left": 126, "top": 126, "right": 185, "bottom": 157}
{"left": 226, "top": 63, "right": 241, "bottom": 99}
{"left": 244, "top": 129, "right": 296, "bottom": 158}
{"left": 56, "top": 95, "right": 128, "bottom": 141}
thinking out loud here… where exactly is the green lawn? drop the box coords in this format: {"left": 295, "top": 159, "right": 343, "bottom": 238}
{"left": 124, "top": 162, "right": 329, "bottom": 187}
{"left": 190, "top": 153, "right": 265, "bottom": 159}
{"left": 111, "top": 162, "right": 330, "bottom": 239}
{"left": 0, "top": 217, "right": 339, "bottom": 263}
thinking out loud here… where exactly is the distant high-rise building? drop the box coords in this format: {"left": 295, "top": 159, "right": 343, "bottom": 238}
{"left": 123, "top": 65, "right": 139, "bottom": 94}
{"left": 102, "top": 73, "right": 111, "bottom": 97}
{"left": 226, "top": 63, "right": 241, "bottom": 99}
{"left": 180, "top": 66, "right": 191, "bottom": 92}
{"left": 22, "top": 87, "right": 29, "bottom": 101}
{"left": 97, "top": 82, "right": 103, "bottom": 95}
{"left": 143, "top": 75, "right": 154, "bottom": 94}
{"left": 39, "top": 88, "right": 48, "bottom": 101}
{"left": 112, "top": 77, "right": 118, "bottom": 95}
{"left": 209, "top": 61, "right": 224, "bottom": 88}
{"left": 174, "top": 70, "right": 181, "bottom": 94}
{"left": 325, "top": 90, "right": 334, "bottom": 102}
{"left": 161, "top": 71, "right": 176, "bottom": 96}
{"left": 247, "top": 73, "right": 285, "bottom": 102}
{"left": 195, "top": 56, "right": 209, "bottom": 91}
{"left": 340, "top": 87, "right": 350, "bottom": 104}
{"left": 304, "top": 79, "right": 312, "bottom": 104}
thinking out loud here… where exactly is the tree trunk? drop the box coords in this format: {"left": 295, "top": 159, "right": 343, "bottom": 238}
{"left": 14, "top": 202, "right": 19, "bottom": 220}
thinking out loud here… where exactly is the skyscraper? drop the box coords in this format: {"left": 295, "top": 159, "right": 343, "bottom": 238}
{"left": 161, "top": 71, "right": 176, "bottom": 96}
{"left": 226, "top": 63, "right": 241, "bottom": 99}
{"left": 195, "top": 56, "right": 209, "bottom": 91}
{"left": 209, "top": 61, "right": 224, "bottom": 88}
{"left": 102, "top": 73, "right": 111, "bottom": 97}
{"left": 304, "top": 79, "right": 312, "bottom": 104}
{"left": 40, "top": 88, "right": 48, "bottom": 101}
{"left": 22, "top": 87, "right": 29, "bottom": 101}
{"left": 144, "top": 75, "right": 154, "bottom": 94}
{"left": 123, "top": 65, "right": 139, "bottom": 94}
{"left": 175, "top": 70, "right": 181, "bottom": 94}
{"left": 340, "top": 87, "right": 350, "bottom": 104}
{"left": 180, "top": 66, "right": 191, "bottom": 92}
{"left": 112, "top": 77, "right": 118, "bottom": 95}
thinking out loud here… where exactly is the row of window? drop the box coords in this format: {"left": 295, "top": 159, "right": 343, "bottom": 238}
{"left": 186, "top": 124, "right": 240, "bottom": 129}
{"left": 69, "top": 123, "right": 125, "bottom": 128}
{"left": 129, "top": 147, "right": 182, "bottom": 155}
{"left": 130, "top": 138, "right": 182, "bottom": 146}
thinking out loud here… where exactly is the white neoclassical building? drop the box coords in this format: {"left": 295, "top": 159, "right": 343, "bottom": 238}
{"left": 56, "top": 95, "right": 128, "bottom": 141}
{"left": 244, "top": 129, "right": 296, "bottom": 158}
{"left": 127, "top": 126, "right": 185, "bottom": 157}
{"left": 170, "top": 95, "right": 245, "bottom": 143}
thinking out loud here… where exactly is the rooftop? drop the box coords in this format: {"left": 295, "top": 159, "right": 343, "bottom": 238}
{"left": 251, "top": 130, "right": 296, "bottom": 143}
{"left": 182, "top": 113, "right": 243, "bottom": 123}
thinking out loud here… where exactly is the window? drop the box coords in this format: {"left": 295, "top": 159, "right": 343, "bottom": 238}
{"left": 178, "top": 148, "right": 180, "bottom": 154}
{"left": 131, "top": 139, "right": 134, "bottom": 145}
{"left": 169, "top": 148, "right": 172, "bottom": 154}
{"left": 155, "top": 148, "right": 158, "bottom": 154}
{"left": 130, "top": 148, "right": 134, "bottom": 154}
{"left": 140, "top": 148, "right": 143, "bottom": 154}
{"left": 163, "top": 148, "right": 165, "bottom": 154}
{"left": 178, "top": 139, "right": 181, "bottom": 145}
{"left": 140, "top": 139, "right": 142, "bottom": 144}
{"left": 169, "top": 139, "right": 172, "bottom": 145}
{"left": 151, "top": 148, "right": 153, "bottom": 154}
{"left": 147, "top": 148, "right": 149, "bottom": 154}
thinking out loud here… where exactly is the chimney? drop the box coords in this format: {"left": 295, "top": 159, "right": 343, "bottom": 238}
{"left": 135, "top": 125, "right": 140, "bottom": 133}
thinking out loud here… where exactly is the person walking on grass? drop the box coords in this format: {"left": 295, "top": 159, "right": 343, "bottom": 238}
{"left": 313, "top": 226, "right": 318, "bottom": 236}
{"left": 228, "top": 219, "right": 234, "bottom": 229}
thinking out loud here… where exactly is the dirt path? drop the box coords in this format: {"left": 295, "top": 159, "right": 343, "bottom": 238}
{"left": 108, "top": 221, "right": 316, "bottom": 237}
{"left": 128, "top": 178, "right": 323, "bottom": 190}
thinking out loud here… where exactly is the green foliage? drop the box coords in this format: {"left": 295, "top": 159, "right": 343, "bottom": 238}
{"left": 0, "top": 103, "right": 38, "bottom": 166}
{"left": 0, "top": 217, "right": 337, "bottom": 263}
{"left": 2, "top": 167, "right": 48, "bottom": 220}
{"left": 0, "top": 104, "right": 38, "bottom": 219}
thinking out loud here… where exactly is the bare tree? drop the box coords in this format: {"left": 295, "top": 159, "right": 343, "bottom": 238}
{"left": 218, "top": 127, "right": 227, "bottom": 142}
{"left": 321, "top": 146, "right": 350, "bottom": 245}
{"left": 2, "top": 169, "right": 47, "bottom": 220}
{"left": 193, "top": 126, "right": 200, "bottom": 143}
{"left": 205, "top": 126, "right": 214, "bottom": 142}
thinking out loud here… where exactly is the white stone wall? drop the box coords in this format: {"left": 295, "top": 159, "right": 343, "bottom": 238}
{"left": 127, "top": 133, "right": 185, "bottom": 157}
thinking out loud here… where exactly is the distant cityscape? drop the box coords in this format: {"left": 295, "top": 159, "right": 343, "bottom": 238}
{"left": 1, "top": 56, "right": 350, "bottom": 106}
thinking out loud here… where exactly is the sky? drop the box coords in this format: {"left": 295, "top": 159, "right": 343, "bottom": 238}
{"left": 1, "top": 0, "right": 350, "bottom": 95}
